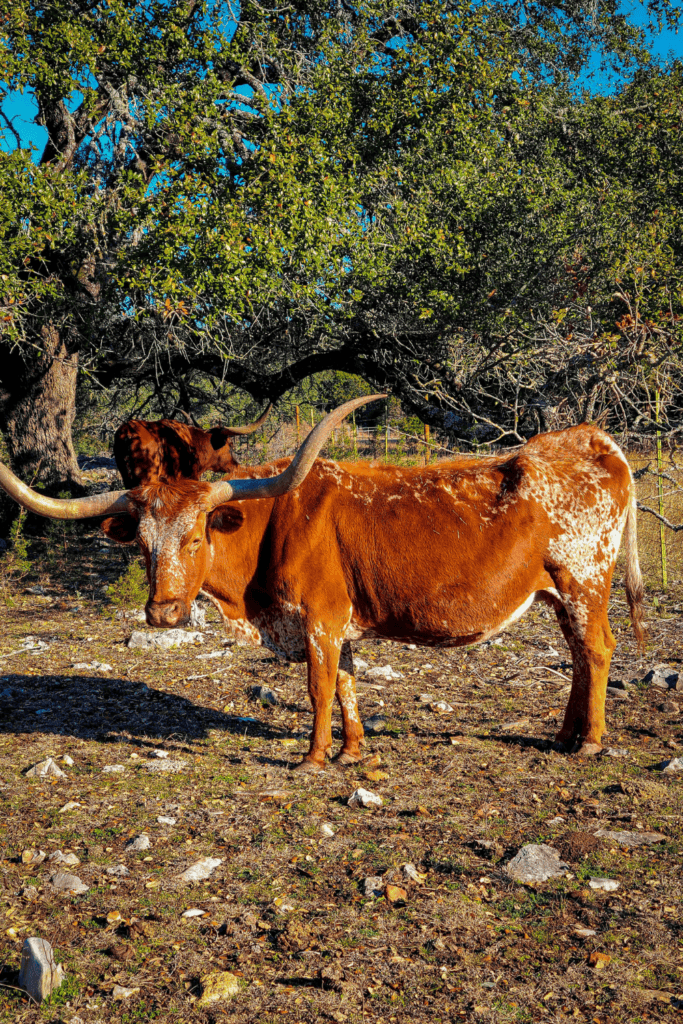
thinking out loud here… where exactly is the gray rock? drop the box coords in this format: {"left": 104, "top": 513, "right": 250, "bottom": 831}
{"left": 366, "top": 664, "right": 403, "bottom": 681}
{"left": 197, "top": 649, "right": 232, "bottom": 660}
{"left": 50, "top": 872, "right": 89, "bottom": 894}
{"left": 20, "top": 637, "right": 49, "bottom": 653}
{"left": 145, "top": 759, "right": 187, "bottom": 774}
{"left": 25, "top": 585, "right": 47, "bottom": 596}
{"left": 19, "top": 937, "right": 65, "bottom": 1002}
{"left": 102, "top": 765, "right": 126, "bottom": 774}
{"left": 72, "top": 661, "right": 113, "bottom": 672}
{"left": 430, "top": 701, "right": 454, "bottom": 714}
{"left": 362, "top": 715, "right": 387, "bottom": 735}
{"left": 25, "top": 757, "right": 66, "bottom": 779}
{"left": 48, "top": 851, "right": 80, "bottom": 867}
{"left": 659, "top": 757, "right": 683, "bottom": 773}
{"left": 127, "top": 629, "right": 204, "bottom": 650}
{"left": 353, "top": 658, "right": 369, "bottom": 675}
{"left": 116, "top": 608, "right": 147, "bottom": 622}
{"left": 178, "top": 857, "right": 222, "bottom": 882}
{"left": 658, "top": 700, "right": 680, "bottom": 714}
{"left": 643, "top": 665, "right": 680, "bottom": 690}
{"left": 157, "top": 816, "right": 177, "bottom": 826}
{"left": 594, "top": 829, "right": 666, "bottom": 847}
{"left": 251, "top": 685, "right": 278, "bottom": 705}
{"left": 363, "top": 875, "right": 384, "bottom": 898}
{"left": 504, "top": 844, "right": 570, "bottom": 883}
{"left": 347, "top": 788, "right": 383, "bottom": 809}
{"left": 125, "top": 834, "right": 151, "bottom": 852}
{"left": 589, "top": 876, "right": 619, "bottom": 891}
{"left": 604, "top": 748, "right": 630, "bottom": 758}
{"left": 106, "top": 864, "right": 130, "bottom": 877}
{"left": 606, "top": 686, "right": 629, "bottom": 700}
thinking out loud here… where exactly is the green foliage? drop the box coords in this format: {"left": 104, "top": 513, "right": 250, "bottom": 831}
{"left": 0, "top": 508, "right": 31, "bottom": 602}
{"left": 1, "top": 0, "right": 683, "bottom": 461}
{"left": 107, "top": 559, "right": 148, "bottom": 609}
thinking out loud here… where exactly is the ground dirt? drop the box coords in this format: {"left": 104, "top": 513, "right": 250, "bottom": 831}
{"left": 0, "top": 530, "right": 681, "bottom": 1024}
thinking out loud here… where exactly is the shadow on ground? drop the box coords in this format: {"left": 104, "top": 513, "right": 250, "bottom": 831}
{"left": 0, "top": 672, "right": 289, "bottom": 744}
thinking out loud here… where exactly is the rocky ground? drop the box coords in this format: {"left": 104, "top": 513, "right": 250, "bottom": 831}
{"left": 0, "top": 532, "right": 681, "bottom": 1024}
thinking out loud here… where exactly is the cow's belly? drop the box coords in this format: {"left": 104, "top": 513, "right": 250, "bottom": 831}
{"left": 345, "top": 588, "right": 559, "bottom": 648}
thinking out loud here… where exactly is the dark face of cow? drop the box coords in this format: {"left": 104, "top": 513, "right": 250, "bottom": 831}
{"left": 101, "top": 483, "right": 217, "bottom": 628}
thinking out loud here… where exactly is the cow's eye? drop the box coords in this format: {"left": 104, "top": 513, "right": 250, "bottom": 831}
{"left": 188, "top": 537, "right": 202, "bottom": 555}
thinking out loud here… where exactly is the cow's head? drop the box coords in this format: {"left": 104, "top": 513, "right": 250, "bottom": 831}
{"left": 0, "top": 396, "right": 384, "bottom": 628}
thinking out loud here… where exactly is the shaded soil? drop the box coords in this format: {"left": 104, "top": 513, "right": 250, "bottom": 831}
{"left": 0, "top": 531, "right": 681, "bottom": 1024}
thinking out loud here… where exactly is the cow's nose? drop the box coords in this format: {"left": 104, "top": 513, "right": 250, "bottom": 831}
{"left": 146, "top": 600, "right": 190, "bottom": 628}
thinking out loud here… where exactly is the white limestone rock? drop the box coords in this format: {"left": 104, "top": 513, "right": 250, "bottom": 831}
{"left": 25, "top": 757, "right": 66, "bottom": 779}
{"left": 19, "top": 938, "right": 65, "bottom": 1002}
{"left": 505, "top": 844, "right": 570, "bottom": 883}
{"left": 126, "top": 629, "right": 204, "bottom": 650}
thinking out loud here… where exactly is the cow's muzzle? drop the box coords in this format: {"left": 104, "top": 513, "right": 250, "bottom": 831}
{"left": 146, "top": 599, "right": 190, "bottom": 628}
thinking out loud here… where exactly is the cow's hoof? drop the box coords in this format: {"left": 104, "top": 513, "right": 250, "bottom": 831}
{"left": 291, "top": 758, "right": 326, "bottom": 774}
{"left": 576, "top": 741, "right": 603, "bottom": 757}
{"left": 332, "top": 750, "right": 362, "bottom": 767}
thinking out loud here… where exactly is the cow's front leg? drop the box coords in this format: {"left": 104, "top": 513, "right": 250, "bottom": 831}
{"left": 332, "top": 641, "right": 365, "bottom": 766}
{"left": 294, "top": 624, "right": 343, "bottom": 772}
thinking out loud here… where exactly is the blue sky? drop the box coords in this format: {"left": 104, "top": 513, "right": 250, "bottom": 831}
{"left": 1, "top": 0, "right": 682, "bottom": 159}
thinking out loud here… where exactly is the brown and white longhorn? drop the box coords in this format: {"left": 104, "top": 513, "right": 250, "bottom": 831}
{"left": 0, "top": 398, "right": 644, "bottom": 770}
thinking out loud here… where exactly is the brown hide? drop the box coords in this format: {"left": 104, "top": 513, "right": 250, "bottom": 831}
{"left": 113, "top": 419, "right": 241, "bottom": 487}
{"left": 102, "top": 422, "right": 644, "bottom": 770}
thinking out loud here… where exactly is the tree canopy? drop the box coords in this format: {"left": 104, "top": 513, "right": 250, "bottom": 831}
{"left": 0, "top": 0, "right": 682, "bottom": 489}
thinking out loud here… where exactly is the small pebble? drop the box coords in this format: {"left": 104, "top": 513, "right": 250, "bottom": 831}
{"left": 347, "top": 788, "right": 383, "bottom": 809}
{"left": 157, "top": 816, "right": 177, "bottom": 826}
{"left": 178, "top": 857, "right": 222, "bottom": 882}
{"left": 125, "top": 834, "right": 151, "bottom": 852}
{"left": 589, "top": 877, "right": 619, "bottom": 891}
{"left": 106, "top": 865, "right": 130, "bottom": 878}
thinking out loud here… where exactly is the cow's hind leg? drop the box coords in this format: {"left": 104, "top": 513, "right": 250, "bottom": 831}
{"left": 293, "top": 625, "right": 343, "bottom": 772}
{"left": 331, "top": 642, "right": 365, "bottom": 766}
{"left": 550, "top": 577, "right": 616, "bottom": 754}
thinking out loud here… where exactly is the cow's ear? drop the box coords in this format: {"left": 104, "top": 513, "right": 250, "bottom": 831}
{"left": 209, "top": 505, "right": 245, "bottom": 535}
{"left": 100, "top": 514, "right": 138, "bottom": 545}
{"left": 209, "top": 427, "right": 230, "bottom": 451}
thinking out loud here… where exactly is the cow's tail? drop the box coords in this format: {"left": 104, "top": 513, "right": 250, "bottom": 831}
{"left": 624, "top": 474, "right": 645, "bottom": 653}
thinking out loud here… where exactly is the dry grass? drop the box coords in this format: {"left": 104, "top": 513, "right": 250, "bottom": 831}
{"left": 0, "top": 530, "right": 681, "bottom": 1024}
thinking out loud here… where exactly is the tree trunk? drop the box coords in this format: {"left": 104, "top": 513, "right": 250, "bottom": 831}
{"left": 0, "top": 326, "right": 83, "bottom": 528}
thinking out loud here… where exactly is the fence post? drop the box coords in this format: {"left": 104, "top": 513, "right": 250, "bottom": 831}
{"left": 656, "top": 389, "right": 668, "bottom": 590}
{"left": 424, "top": 423, "right": 430, "bottom": 465}
{"left": 295, "top": 405, "right": 300, "bottom": 445}
{"left": 352, "top": 409, "right": 357, "bottom": 460}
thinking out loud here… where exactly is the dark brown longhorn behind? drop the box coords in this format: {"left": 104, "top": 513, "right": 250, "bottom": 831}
{"left": 113, "top": 404, "right": 272, "bottom": 487}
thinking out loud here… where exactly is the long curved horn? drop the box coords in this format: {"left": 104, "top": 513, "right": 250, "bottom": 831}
{"left": 0, "top": 463, "right": 131, "bottom": 520}
{"left": 207, "top": 394, "right": 385, "bottom": 508}
{"left": 223, "top": 403, "right": 273, "bottom": 436}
